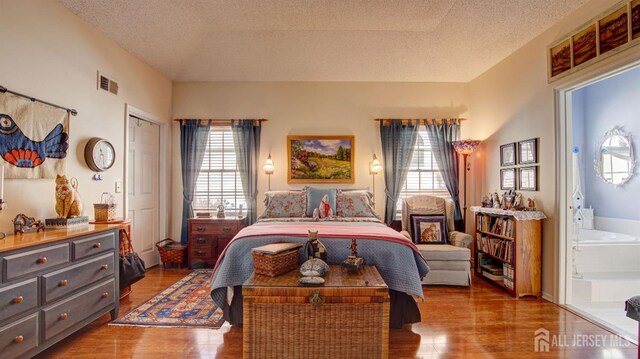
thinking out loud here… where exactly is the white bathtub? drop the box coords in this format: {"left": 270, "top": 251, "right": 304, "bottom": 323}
{"left": 574, "top": 229, "right": 639, "bottom": 244}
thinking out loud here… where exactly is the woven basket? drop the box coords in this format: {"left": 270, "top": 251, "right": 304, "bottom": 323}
{"left": 156, "top": 239, "right": 187, "bottom": 265}
{"left": 252, "top": 249, "right": 299, "bottom": 277}
{"left": 94, "top": 203, "right": 116, "bottom": 221}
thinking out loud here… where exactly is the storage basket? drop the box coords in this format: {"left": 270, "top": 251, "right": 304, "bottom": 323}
{"left": 252, "top": 249, "right": 299, "bottom": 277}
{"left": 156, "top": 238, "right": 187, "bottom": 268}
{"left": 94, "top": 192, "right": 116, "bottom": 221}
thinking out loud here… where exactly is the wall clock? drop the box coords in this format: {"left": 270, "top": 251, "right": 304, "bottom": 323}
{"left": 84, "top": 137, "right": 115, "bottom": 172}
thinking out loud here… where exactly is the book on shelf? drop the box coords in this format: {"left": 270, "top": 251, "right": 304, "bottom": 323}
{"left": 481, "top": 263, "right": 503, "bottom": 275}
{"left": 482, "top": 271, "right": 504, "bottom": 282}
{"left": 503, "top": 263, "right": 514, "bottom": 290}
{"left": 476, "top": 234, "right": 513, "bottom": 263}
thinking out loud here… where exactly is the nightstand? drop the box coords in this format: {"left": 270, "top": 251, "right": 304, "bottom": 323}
{"left": 188, "top": 218, "right": 244, "bottom": 268}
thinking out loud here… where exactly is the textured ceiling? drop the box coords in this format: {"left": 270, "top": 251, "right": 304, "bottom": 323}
{"left": 60, "top": 0, "right": 589, "bottom": 82}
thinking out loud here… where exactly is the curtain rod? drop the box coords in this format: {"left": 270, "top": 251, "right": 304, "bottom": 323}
{"left": 0, "top": 85, "right": 78, "bottom": 116}
{"left": 374, "top": 118, "right": 467, "bottom": 122}
{"left": 173, "top": 119, "right": 268, "bottom": 123}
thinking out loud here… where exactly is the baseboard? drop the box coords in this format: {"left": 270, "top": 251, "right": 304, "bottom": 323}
{"left": 542, "top": 291, "right": 554, "bottom": 303}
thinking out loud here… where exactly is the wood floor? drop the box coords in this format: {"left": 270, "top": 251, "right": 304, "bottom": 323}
{"left": 36, "top": 266, "right": 638, "bottom": 359}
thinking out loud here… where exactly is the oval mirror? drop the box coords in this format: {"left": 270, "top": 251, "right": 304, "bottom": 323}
{"left": 594, "top": 127, "right": 635, "bottom": 186}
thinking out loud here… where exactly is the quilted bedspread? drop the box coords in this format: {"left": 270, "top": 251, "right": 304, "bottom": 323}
{"left": 209, "top": 221, "right": 430, "bottom": 311}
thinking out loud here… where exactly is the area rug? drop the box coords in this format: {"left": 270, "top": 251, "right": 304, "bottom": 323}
{"left": 111, "top": 270, "right": 224, "bottom": 329}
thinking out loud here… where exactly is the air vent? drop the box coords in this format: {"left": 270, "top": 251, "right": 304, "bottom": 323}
{"left": 97, "top": 71, "right": 119, "bottom": 95}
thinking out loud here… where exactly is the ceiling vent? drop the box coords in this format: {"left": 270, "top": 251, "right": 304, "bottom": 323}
{"left": 97, "top": 71, "right": 119, "bottom": 95}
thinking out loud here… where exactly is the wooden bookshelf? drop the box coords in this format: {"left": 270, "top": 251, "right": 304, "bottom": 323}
{"left": 472, "top": 207, "right": 544, "bottom": 298}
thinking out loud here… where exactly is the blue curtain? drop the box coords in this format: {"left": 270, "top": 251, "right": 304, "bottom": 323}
{"left": 380, "top": 120, "right": 418, "bottom": 224}
{"left": 425, "top": 121, "right": 462, "bottom": 225}
{"left": 231, "top": 120, "right": 262, "bottom": 225}
{"left": 180, "top": 120, "right": 211, "bottom": 244}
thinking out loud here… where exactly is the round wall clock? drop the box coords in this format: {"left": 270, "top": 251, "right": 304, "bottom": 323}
{"left": 84, "top": 137, "right": 115, "bottom": 172}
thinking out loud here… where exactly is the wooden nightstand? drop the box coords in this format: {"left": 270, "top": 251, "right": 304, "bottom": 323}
{"left": 188, "top": 218, "right": 245, "bottom": 269}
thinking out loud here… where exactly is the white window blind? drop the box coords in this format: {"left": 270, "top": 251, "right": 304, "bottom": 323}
{"left": 193, "top": 126, "right": 246, "bottom": 214}
{"left": 397, "top": 128, "right": 449, "bottom": 210}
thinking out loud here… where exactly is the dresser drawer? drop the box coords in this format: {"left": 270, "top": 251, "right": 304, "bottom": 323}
{"left": 3, "top": 243, "right": 69, "bottom": 282}
{"left": 190, "top": 247, "right": 214, "bottom": 259}
{"left": 0, "top": 313, "right": 38, "bottom": 359}
{"left": 0, "top": 278, "right": 38, "bottom": 320}
{"left": 190, "top": 222, "right": 238, "bottom": 235}
{"left": 42, "top": 278, "right": 115, "bottom": 341}
{"left": 72, "top": 232, "right": 115, "bottom": 260}
{"left": 191, "top": 235, "right": 215, "bottom": 248}
{"left": 42, "top": 252, "right": 114, "bottom": 303}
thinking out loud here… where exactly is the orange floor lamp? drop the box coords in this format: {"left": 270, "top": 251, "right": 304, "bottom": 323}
{"left": 452, "top": 140, "right": 481, "bottom": 230}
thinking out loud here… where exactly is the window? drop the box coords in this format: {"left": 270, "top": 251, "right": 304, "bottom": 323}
{"left": 193, "top": 126, "right": 246, "bottom": 214}
{"left": 396, "top": 128, "right": 448, "bottom": 210}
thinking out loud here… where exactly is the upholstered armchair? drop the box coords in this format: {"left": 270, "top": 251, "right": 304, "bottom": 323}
{"left": 400, "top": 195, "right": 472, "bottom": 248}
{"left": 400, "top": 195, "right": 472, "bottom": 286}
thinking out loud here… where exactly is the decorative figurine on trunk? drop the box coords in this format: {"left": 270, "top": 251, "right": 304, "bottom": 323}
{"left": 305, "top": 230, "right": 327, "bottom": 262}
{"left": 342, "top": 238, "right": 364, "bottom": 271}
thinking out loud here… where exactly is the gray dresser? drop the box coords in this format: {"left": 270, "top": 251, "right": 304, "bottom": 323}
{"left": 0, "top": 226, "right": 119, "bottom": 358}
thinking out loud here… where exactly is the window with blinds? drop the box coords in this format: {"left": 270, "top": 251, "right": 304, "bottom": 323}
{"left": 193, "top": 126, "right": 246, "bottom": 214}
{"left": 396, "top": 128, "right": 449, "bottom": 211}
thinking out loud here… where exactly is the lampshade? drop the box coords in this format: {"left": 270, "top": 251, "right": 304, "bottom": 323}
{"left": 370, "top": 154, "right": 383, "bottom": 174}
{"left": 263, "top": 154, "right": 274, "bottom": 174}
{"left": 452, "top": 140, "right": 481, "bottom": 155}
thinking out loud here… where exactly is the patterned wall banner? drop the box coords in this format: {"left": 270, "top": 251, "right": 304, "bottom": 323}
{"left": 0, "top": 92, "right": 69, "bottom": 179}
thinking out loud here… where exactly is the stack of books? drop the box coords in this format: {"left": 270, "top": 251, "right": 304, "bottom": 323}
{"left": 481, "top": 263, "right": 504, "bottom": 282}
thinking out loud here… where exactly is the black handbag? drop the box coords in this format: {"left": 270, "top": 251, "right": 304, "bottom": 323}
{"left": 119, "top": 230, "right": 146, "bottom": 288}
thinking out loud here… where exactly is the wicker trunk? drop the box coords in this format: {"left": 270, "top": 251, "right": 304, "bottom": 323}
{"left": 242, "top": 265, "right": 389, "bottom": 359}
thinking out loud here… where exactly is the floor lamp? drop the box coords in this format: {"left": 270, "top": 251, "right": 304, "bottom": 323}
{"left": 369, "top": 154, "right": 383, "bottom": 208}
{"left": 452, "top": 140, "right": 481, "bottom": 231}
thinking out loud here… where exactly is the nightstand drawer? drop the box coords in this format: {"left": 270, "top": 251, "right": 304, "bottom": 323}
{"left": 3, "top": 244, "right": 70, "bottom": 282}
{"left": 42, "top": 252, "right": 114, "bottom": 303}
{"left": 0, "top": 278, "right": 38, "bottom": 320}
{"left": 42, "top": 278, "right": 115, "bottom": 341}
{"left": 0, "top": 313, "right": 38, "bottom": 359}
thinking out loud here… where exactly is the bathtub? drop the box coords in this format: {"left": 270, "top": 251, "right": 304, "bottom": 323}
{"left": 574, "top": 228, "right": 640, "bottom": 244}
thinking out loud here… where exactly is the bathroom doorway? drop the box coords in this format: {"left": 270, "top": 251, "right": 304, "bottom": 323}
{"left": 559, "top": 64, "right": 640, "bottom": 344}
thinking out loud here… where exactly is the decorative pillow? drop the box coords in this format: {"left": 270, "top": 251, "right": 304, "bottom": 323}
{"left": 258, "top": 190, "right": 306, "bottom": 218}
{"left": 336, "top": 190, "right": 377, "bottom": 218}
{"left": 410, "top": 214, "right": 447, "bottom": 244}
{"left": 305, "top": 187, "right": 337, "bottom": 217}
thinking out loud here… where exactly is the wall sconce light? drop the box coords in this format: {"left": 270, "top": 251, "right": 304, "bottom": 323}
{"left": 452, "top": 140, "right": 481, "bottom": 230}
{"left": 369, "top": 154, "right": 383, "bottom": 207}
{"left": 263, "top": 153, "right": 274, "bottom": 191}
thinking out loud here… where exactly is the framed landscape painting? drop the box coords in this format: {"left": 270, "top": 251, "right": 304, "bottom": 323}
{"left": 287, "top": 135, "right": 355, "bottom": 183}
{"left": 598, "top": 6, "right": 628, "bottom": 55}
{"left": 549, "top": 39, "right": 572, "bottom": 78}
{"left": 572, "top": 24, "right": 597, "bottom": 67}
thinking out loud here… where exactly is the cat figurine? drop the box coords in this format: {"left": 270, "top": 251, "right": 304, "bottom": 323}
{"left": 55, "top": 175, "right": 83, "bottom": 218}
{"left": 305, "top": 230, "right": 327, "bottom": 262}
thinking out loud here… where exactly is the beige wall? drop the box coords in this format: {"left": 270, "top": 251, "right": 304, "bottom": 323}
{"left": 171, "top": 82, "right": 470, "bottom": 240}
{"left": 467, "top": 0, "right": 640, "bottom": 300}
{"left": 0, "top": 0, "right": 173, "bottom": 234}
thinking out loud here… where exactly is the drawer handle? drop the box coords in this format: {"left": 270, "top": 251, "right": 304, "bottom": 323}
{"left": 14, "top": 335, "right": 24, "bottom": 343}
{"left": 36, "top": 257, "right": 47, "bottom": 264}
{"left": 59, "top": 279, "right": 68, "bottom": 287}
{"left": 196, "top": 227, "right": 205, "bottom": 232}
{"left": 101, "top": 264, "right": 109, "bottom": 270}
{"left": 196, "top": 238, "right": 206, "bottom": 244}
{"left": 13, "top": 296, "right": 24, "bottom": 304}
{"left": 102, "top": 292, "right": 109, "bottom": 299}
{"left": 94, "top": 242, "right": 102, "bottom": 249}
{"left": 196, "top": 251, "right": 206, "bottom": 256}
{"left": 310, "top": 291, "right": 324, "bottom": 306}
{"left": 59, "top": 312, "right": 68, "bottom": 320}
{"left": 222, "top": 226, "right": 231, "bottom": 232}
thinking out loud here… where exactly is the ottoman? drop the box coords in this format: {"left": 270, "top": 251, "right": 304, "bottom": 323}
{"left": 417, "top": 244, "right": 471, "bottom": 286}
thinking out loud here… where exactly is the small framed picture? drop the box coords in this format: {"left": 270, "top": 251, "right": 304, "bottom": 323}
{"left": 519, "top": 166, "right": 539, "bottom": 191}
{"left": 500, "top": 143, "right": 516, "bottom": 166}
{"left": 500, "top": 168, "right": 516, "bottom": 190}
{"left": 410, "top": 214, "right": 447, "bottom": 245}
{"left": 518, "top": 138, "right": 538, "bottom": 164}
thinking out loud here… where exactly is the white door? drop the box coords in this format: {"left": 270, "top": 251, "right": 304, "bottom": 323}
{"left": 128, "top": 116, "right": 160, "bottom": 266}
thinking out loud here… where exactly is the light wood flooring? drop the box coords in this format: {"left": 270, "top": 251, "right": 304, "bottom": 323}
{"left": 36, "top": 266, "right": 638, "bottom": 358}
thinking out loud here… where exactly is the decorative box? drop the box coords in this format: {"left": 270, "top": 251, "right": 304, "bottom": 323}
{"left": 252, "top": 242, "right": 302, "bottom": 277}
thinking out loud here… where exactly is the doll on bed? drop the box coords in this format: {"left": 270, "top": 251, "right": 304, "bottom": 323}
{"left": 312, "top": 194, "right": 334, "bottom": 220}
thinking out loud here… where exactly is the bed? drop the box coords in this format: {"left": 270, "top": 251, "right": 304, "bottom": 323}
{"left": 208, "top": 189, "right": 430, "bottom": 328}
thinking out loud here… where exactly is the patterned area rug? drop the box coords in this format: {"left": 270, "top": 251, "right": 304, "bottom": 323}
{"left": 112, "top": 270, "right": 224, "bottom": 328}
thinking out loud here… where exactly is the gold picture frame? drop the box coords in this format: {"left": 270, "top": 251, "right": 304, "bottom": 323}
{"left": 287, "top": 135, "right": 355, "bottom": 183}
